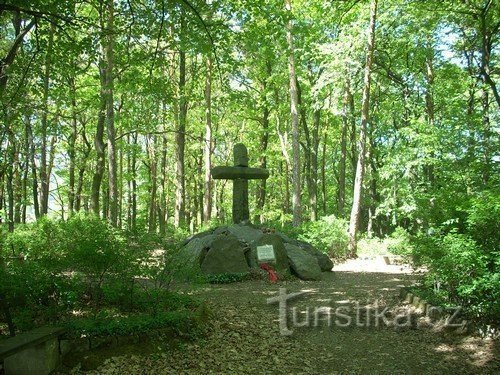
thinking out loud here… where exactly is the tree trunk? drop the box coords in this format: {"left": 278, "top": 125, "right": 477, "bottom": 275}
{"left": 158, "top": 127, "right": 168, "bottom": 235}
{"left": 39, "top": 23, "right": 55, "bottom": 216}
{"left": 25, "top": 119, "right": 40, "bottom": 218}
{"left": 104, "top": 0, "right": 118, "bottom": 226}
{"left": 0, "top": 16, "right": 35, "bottom": 96}
{"left": 285, "top": 0, "right": 301, "bottom": 227}
{"left": 347, "top": 0, "right": 377, "bottom": 257}
{"left": 203, "top": 55, "right": 213, "bottom": 223}
{"left": 0, "top": 170, "right": 4, "bottom": 225}
{"left": 338, "top": 79, "right": 351, "bottom": 216}
{"left": 148, "top": 135, "right": 158, "bottom": 233}
{"left": 68, "top": 76, "right": 78, "bottom": 216}
{"left": 309, "top": 109, "right": 320, "bottom": 221}
{"left": 75, "top": 125, "right": 91, "bottom": 212}
{"left": 90, "top": 65, "right": 107, "bottom": 216}
{"left": 424, "top": 47, "right": 435, "bottom": 186}
{"left": 6, "top": 129, "right": 15, "bottom": 232}
{"left": 256, "top": 105, "right": 270, "bottom": 223}
{"left": 321, "top": 130, "right": 327, "bottom": 215}
{"left": 174, "top": 15, "right": 187, "bottom": 228}
{"left": 131, "top": 133, "right": 138, "bottom": 229}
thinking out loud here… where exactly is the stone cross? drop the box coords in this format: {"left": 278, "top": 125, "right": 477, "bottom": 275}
{"left": 211, "top": 143, "right": 269, "bottom": 224}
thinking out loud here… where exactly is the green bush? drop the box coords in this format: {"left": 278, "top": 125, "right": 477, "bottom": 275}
{"left": 387, "top": 226, "right": 413, "bottom": 258}
{"left": 205, "top": 272, "right": 250, "bottom": 284}
{"left": 64, "top": 309, "right": 204, "bottom": 340}
{"left": 411, "top": 231, "right": 499, "bottom": 325}
{"left": 0, "top": 214, "right": 208, "bottom": 338}
{"left": 59, "top": 214, "right": 139, "bottom": 305}
{"left": 466, "top": 190, "right": 499, "bottom": 253}
{"left": 266, "top": 215, "right": 348, "bottom": 258}
{"left": 297, "top": 215, "right": 348, "bottom": 258}
{"left": 2, "top": 218, "right": 64, "bottom": 264}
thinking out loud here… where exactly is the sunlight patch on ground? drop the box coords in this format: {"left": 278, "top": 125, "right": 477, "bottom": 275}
{"left": 333, "top": 258, "right": 416, "bottom": 274}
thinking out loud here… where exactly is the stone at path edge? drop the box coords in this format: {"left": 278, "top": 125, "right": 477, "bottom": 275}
{"left": 200, "top": 235, "right": 250, "bottom": 275}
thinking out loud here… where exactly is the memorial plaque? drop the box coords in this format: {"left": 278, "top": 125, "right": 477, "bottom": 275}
{"left": 257, "top": 245, "right": 276, "bottom": 262}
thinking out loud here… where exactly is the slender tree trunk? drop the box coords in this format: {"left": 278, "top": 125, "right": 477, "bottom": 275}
{"left": 349, "top": 87, "right": 357, "bottom": 178}
{"left": 0, "top": 292, "right": 15, "bottom": 337}
{"left": 158, "top": 125, "right": 168, "bottom": 235}
{"left": 6, "top": 129, "right": 15, "bottom": 232}
{"left": 174, "top": 15, "right": 187, "bottom": 228}
{"left": 68, "top": 76, "right": 78, "bottom": 216}
{"left": 21, "top": 122, "right": 31, "bottom": 223}
{"left": 296, "top": 78, "right": 314, "bottom": 221}
{"left": 309, "top": 109, "right": 320, "bottom": 221}
{"left": 0, "top": 17, "right": 35, "bottom": 96}
{"left": 13, "top": 149, "right": 22, "bottom": 224}
{"left": 75, "top": 126, "right": 91, "bottom": 212}
{"left": 39, "top": 24, "right": 55, "bottom": 216}
{"left": 478, "top": 7, "right": 500, "bottom": 108}
{"left": 338, "top": 79, "right": 352, "bottom": 216}
{"left": 25, "top": 119, "right": 40, "bottom": 218}
{"left": 203, "top": 55, "right": 213, "bottom": 223}
{"left": 256, "top": 105, "right": 270, "bottom": 223}
{"left": 104, "top": 0, "right": 118, "bottom": 226}
{"left": 424, "top": 48, "right": 435, "bottom": 185}
{"left": 479, "top": 10, "right": 493, "bottom": 184}
{"left": 90, "top": 65, "right": 107, "bottom": 216}
{"left": 131, "top": 133, "right": 138, "bottom": 229}
{"left": 285, "top": 0, "right": 301, "bottom": 227}
{"left": 148, "top": 136, "right": 158, "bottom": 233}
{"left": 348, "top": 0, "right": 377, "bottom": 257}
{"left": 321, "top": 130, "right": 327, "bottom": 215}
{"left": 0, "top": 171, "right": 4, "bottom": 225}
{"left": 102, "top": 175, "right": 109, "bottom": 220}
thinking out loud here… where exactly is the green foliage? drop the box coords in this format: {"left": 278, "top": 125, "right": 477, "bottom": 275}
{"left": 410, "top": 230, "right": 499, "bottom": 325}
{"left": 0, "top": 215, "right": 207, "bottom": 338}
{"left": 466, "top": 190, "right": 500, "bottom": 253}
{"left": 402, "top": 187, "right": 500, "bottom": 326}
{"left": 386, "top": 227, "right": 413, "bottom": 258}
{"left": 276, "top": 215, "right": 348, "bottom": 258}
{"left": 205, "top": 273, "right": 250, "bottom": 284}
{"left": 2, "top": 217, "right": 64, "bottom": 264}
{"left": 64, "top": 309, "right": 203, "bottom": 339}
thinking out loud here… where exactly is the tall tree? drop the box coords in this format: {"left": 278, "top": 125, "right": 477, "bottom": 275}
{"left": 174, "top": 13, "right": 187, "bottom": 228}
{"left": 203, "top": 54, "right": 213, "bottom": 224}
{"left": 104, "top": 0, "right": 118, "bottom": 226}
{"left": 285, "top": 0, "right": 302, "bottom": 227}
{"left": 347, "top": 0, "right": 378, "bottom": 257}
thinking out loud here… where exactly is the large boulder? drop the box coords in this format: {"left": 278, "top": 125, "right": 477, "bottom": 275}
{"left": 277, "top": 234, "right": 333, "bottom": 272}
{"left": 178, "top": 224, "right": 332, "bottom": 281}
{"left": 177, "top": 238, "right": 206, "bottom": 266}
{"left": 247, "top": 234, "right": 289, "bottom": 272}
{"left": 285, "top": 243, "right": 322, "bottom": 281}
{"left": 181, "top": 229, "right": 214, "bottom": 247}
{"left": 227, "top": 224, "right": 264, "bottom": 245}
{"left": 174, "top": 238, "right": 208, "bottom": 279}
{"left": 200, "top": 235, "right": 250, "bottom": 275}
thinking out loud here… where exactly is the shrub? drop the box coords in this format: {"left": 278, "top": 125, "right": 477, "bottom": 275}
{"left": 0, "top": 214, "right": 208, "bottom": 338}
{"left": 205, "top": 272, "right": 250, "bottom": 284}
{"left": 297, "top": 215, "right": 349, "bottom": 258}
{"left": 466, "top": 190, "right": 499, "bottom": 253}
{"left": 410, "top": 231, "right": 499, "bottom": 325}
{"left": 387, "top": 226, "right": 413, "bottom": 258}
{"left": 266, "top": 215, "right": 348, "bottom": 258}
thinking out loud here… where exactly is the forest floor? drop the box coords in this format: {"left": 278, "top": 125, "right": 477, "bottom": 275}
{"left": 61, "top": 259, "right": 499, "bottom": 374}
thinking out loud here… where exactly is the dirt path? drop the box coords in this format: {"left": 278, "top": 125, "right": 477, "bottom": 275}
{"left": 66, "top": 260, "right": 498, "bottom": 374}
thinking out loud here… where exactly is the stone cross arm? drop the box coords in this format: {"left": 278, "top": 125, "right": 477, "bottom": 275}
{"left": 210, "top": 143, "right": 269, "bottom": 224}
{"left": 211, "top": 166, "right": 269, "bottom": 180}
